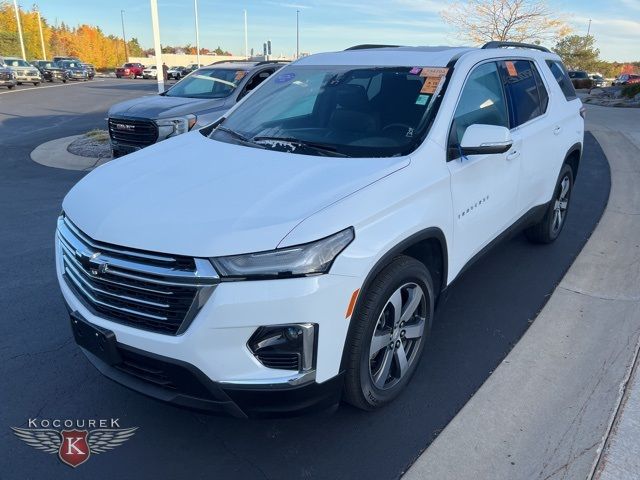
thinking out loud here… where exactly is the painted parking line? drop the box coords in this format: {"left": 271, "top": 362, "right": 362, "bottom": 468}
{"left": 0, "top": 79, "right": 106, "bottom": 95}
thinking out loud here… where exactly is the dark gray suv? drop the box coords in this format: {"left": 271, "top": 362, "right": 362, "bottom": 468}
{"left": 107, "top": 60, "right": 287, "bottom": 157}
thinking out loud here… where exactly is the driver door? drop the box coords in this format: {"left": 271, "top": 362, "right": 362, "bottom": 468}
{"left": 447, "top": 61, "right": 521, "bottom": 271}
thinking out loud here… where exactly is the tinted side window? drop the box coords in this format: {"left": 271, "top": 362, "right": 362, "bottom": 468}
{"left": 532, "top": 64, "right": 549, "bottom": 113}
{"left": 501, "top": 60, "right": 544, "bottom": 127}
{"left": 546, "top": 60, "right": 577, "bottom": 100}
{"left": 450, "top": 62, "right": 509, "bottom": 149}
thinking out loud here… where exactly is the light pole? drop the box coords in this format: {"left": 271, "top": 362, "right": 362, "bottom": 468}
{"left": 121, "top": 10, "right": 128, "bottom": 62}
{"left": 587, "top": 18, "right": 592, "bottom": 36}
{"left": 12, "top": 0, "right": 26, "bottom": 60}
{"left": 150, "top": 0, "right": 164, "bottom": 93}
{"left": 36, "top": 10, "right": 46, "bottom": 60}
{"left": 244, "top": 9, "right": 248, "bottom": 60}
{"left": 296, "top": 9, "right": 299, "bottom": 59}
{"left": 194, "top": 0, "right": 200, "bottom": 65}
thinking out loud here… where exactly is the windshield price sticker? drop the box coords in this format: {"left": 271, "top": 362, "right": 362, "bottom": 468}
{"left": 409, "top": 67, "right": 422, "bottom": 75}
{"left": 420, "top": 76, "right": 445, "bottom": 94}
{"left": 419, "top": 67, "right": 449, "bottom": 78}
{"left": 275, "top": 72, "right": 296, "bottom": 83}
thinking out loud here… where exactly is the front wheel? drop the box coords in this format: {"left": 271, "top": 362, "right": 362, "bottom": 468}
{"left": 343, "top": 255, "right": 434, "bottom": 410}
{"left": 33, "top": 82, "right": 40, "bottom": 86}
{"left": 525, "top": 164, "right": 574, "bottom": 244}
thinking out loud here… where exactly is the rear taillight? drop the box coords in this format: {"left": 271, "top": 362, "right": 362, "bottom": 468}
{"left": 580, "top": 106, "right": 586, "bottom": 119}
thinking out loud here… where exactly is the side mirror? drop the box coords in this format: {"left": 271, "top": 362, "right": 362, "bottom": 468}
{"left": 459, "top": 124, "right": 512, "bottom": 156}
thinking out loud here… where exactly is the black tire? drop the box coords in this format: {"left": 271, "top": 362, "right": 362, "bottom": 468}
{"left": 525, "top": 163, "right": 574, "bottom": 244}
{"left": 343, "top": 255, "right": 434, "bottom": 410}
{"left": 7, "top": 84, "right": 14, "bottom": 89}
{"left": 62, "top": 79, "right": 67, "bottom": 83}
{"left": 33, "top": 82, "right": 40, "bottom": 86}
{"left": 17, "top": 82, "right": 22, "bottom": 85}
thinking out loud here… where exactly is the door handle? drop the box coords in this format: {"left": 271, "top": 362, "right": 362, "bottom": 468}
{"left": 506, "top": 150, "right": 520, "bottom": 161}
{"left": 553, "top": 126, "right": 562, "bottom": 135}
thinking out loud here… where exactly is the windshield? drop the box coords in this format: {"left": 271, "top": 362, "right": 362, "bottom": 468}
{"left": 5, "top": 59, "right": 30, "bottom": 67}
{"left": 62, "top": 61, "right": 82, "bottom": 68}
{"left": 165, "top": 68, "right": 247, "bottom": 99}
{"left": 208, "top": 65, "right": 441, "bottom": 158}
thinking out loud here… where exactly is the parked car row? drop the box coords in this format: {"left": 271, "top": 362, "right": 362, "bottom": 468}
{"left": 116, "top": 62, "right": 204, "bottom": 80}
{"left": 0, "top": 55, "right": 96, "bottom": 88}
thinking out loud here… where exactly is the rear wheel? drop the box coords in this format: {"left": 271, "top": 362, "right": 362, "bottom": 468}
{"left": 33, "top": 82, "right": 40, "bottom": 86}
{"left": 343, "top": 255, "right": 434, "bottom": 410}
{"left": 7, "top": 85, "right": 14, "bottom": 89}
{"left": 525, "top": 164, "right": 573, "bottom": 244}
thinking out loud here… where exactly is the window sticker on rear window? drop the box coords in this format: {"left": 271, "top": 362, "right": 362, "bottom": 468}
{"left": 505, "top": 61, "right": 518, "bottom": 77}
{"left": 275, "top": 72, "right": 295, "bottom": 83}
{"left": 235, "top": 70, "right": 247, "bottom": 81}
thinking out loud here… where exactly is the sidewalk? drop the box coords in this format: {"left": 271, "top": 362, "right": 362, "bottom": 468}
{"left": 405, "top": 105, "right": 640, "bottom": 480}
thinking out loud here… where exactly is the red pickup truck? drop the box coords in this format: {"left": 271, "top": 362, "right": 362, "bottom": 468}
{"left": 115, "top": 63, "right": 145, "bottom": 79}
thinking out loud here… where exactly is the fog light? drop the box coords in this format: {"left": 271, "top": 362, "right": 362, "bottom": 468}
{"left": 248, "top": 324, "right": 316, "bottom": 372}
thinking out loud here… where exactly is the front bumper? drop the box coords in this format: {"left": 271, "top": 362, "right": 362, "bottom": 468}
{"left": 56, "top": 237, "right": 361, "bottom": 416}
{"left": 15, "top": 75, "right": 40, "bottom": 82}
{"left": 0, "top": 79, "right": 15, "bottom": 87}
{"left": 78, "top": 333, "right": 343, "bottom": 418}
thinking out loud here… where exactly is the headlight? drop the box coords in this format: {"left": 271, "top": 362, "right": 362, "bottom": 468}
{"left": 156, "top": 114, "right": 197, "bottom": 138}
{"left": 211, "top": 227, "right": 354, "bottom": 280}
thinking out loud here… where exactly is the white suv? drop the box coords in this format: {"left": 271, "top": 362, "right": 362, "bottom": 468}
{"left": 56, "top": 42, "right": 584, "bottom": 417}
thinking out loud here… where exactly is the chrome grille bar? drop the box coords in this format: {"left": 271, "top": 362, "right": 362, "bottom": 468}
{"left": 57, "top": 215, "right": 218, "bottom": 335}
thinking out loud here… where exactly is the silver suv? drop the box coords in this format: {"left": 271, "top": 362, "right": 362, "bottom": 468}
{"left": 107, "top": 60, "right": 287, "bottom": 157}
{"left": 0, "top": 56, "right": 41, "bottom": 85}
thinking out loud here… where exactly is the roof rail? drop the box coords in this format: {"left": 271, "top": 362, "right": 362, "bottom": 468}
{"left": 481, "top": 41, "right": 550, "bottom": 53}
{"left": 344, "top": 44, "right": 401, "bottom": 51}
{"left": 207, "top": 59, "right": 254, "bottom": 65}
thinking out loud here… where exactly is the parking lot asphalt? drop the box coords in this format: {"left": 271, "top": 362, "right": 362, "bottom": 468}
{"left": 0, "top": 79, "right": 610, "bottom": 479}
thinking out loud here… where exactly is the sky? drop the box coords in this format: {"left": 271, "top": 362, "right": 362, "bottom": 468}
{"left": 34, "top": 0, "right": 640, "bottom": 62}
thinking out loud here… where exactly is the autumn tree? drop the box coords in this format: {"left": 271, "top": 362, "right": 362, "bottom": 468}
{"left": 554, "top": 35, "right": 600, "bottom": 71}
{"left": 441, "top": 0, "right": 570, "bottom": 45}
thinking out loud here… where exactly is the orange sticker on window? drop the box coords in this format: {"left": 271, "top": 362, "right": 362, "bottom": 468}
{"left": 234, "top": 70, "right": 247, "bottom": 81}
{"left": 420, "top": 67, "right": 448, "bottom": 78}
{"left": 420, "top": 76, "right": 443, "bottom": 94}
{"left": 505, "top": 61, "right": 518, "bottom": 77}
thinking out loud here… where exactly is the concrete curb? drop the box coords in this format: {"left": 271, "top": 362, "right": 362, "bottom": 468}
{"left": 30, "top": 135, "right": 111, "bottom": 171}
{"left": 404, "top": 106, "right": 640, "bottom": 480}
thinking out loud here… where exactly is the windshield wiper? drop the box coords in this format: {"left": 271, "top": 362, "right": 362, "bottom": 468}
{"left": 252, "top": 136, "right": 348, "bottom": 157}
{"left": 216, "top": 127, "right": 265, "bottom": 148}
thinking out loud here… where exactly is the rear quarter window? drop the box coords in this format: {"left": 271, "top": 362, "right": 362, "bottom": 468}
{"left": 501, "top": 60, "right": 547, "bottom": 127}
{"left": 546, "top": 60, "right": 577, "bottom": 101}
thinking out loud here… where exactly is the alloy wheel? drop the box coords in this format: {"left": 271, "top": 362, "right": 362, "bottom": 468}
{"left": 552, "top": 174, "right": 571, "bottom": 235}
{"left": 369, "top": 282, "right": 427, "bottom": 390}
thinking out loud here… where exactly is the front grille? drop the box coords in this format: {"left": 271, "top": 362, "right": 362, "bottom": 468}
{"left": 255, "top": 352, "right": 301, "bottom": 370}
{"left": 57, "top": 216, "right": 218, "bottom": 335}
{"left": 108, "top": 118, "right": 159, "bottom": 147}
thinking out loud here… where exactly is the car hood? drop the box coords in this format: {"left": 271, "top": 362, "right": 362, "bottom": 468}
{"left": 109, "top": 95, "right": 227, "bottom": 118}
{"left": 63, "top": 132, "right": 410, "bottom": 257}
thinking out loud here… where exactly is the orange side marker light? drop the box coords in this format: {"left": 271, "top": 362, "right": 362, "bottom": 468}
{"left": 345, "top": 288, "right": 360, "bottom": 318}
